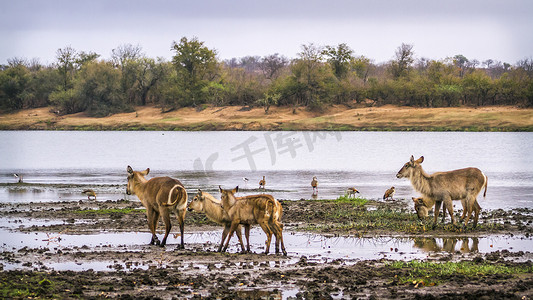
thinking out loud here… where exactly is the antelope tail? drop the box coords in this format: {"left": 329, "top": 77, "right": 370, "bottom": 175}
{"left": 163, "top": 184, "right": 188, "bottom": 207}
{"left": 265, "top": 200, "right": 276, "bottom": 221}
{"left": 483, "top": 174, "right": 488, "bottom": 198}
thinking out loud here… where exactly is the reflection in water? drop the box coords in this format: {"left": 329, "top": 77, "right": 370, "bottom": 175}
{"left": 413, "top": 237, "right": 479, "bottom": 253}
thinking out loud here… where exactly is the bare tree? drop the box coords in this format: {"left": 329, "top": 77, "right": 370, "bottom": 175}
{"left": 260, "top": 53, "right": 288, "bottom": 80}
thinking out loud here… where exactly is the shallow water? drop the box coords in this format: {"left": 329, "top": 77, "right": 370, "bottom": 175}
{"left": 1, "top": 131, "right": 532, "bottom": 210}
{"left": 1, "top": 225, "right": 531, "bottom": 272}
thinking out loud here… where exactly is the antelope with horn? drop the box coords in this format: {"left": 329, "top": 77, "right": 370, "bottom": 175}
{"left": 126, "top": 166, "right": 188, "bottom": 248}
{"left": 396, "top": 156, "right": 487, "bottom": 227}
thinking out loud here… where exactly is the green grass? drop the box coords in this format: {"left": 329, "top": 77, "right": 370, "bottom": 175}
{"left": 333, "top": 194, "right": 368, "bottom": 206}
{"left": 388, "top": 260, "right": 533, "bottom": 286}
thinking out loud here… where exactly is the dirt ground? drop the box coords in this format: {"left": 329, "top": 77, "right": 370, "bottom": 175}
{"left": 1, "top": 104, "right": 532, "bottom": 131}
{"left": 1, "top": 198, "right": 532, "bottom": 299}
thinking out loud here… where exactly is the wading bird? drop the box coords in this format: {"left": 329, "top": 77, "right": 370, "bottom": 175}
{"left": 13, "top": 173, "right": 23, "bottom": 183}
{"left": 259, "top": 176, "right": 266, "bottom": 189}
{"left": 383, "top": 186, "right": 395, "bottom": 201}
{"left": 311, "top": 176, "right": 318, "bottom": 195}
{"left": 82, "top": 189, "right": 96, "bottom": 200}
{"left": 347, "top": 187, "right": 360, "bottom": 198}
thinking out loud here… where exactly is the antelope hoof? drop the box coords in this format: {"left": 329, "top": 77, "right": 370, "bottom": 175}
{"left": 282, "top": 249, "right": 287, "bottom": 256}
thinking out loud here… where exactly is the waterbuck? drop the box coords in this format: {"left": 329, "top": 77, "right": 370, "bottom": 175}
{"left": 412, "top": 196, "right": 481, "bottom": 223}
{"left": 396, "top": 156, "right": 487, "bottom": 227}
{"left": 126, "top": 166, "right": 188, "bottom": 248}
{"left": 188, "top": 189, "right": 249, "bottom": 253}
{"left": 219, "top": 186, "right": 287, "bottom": 256}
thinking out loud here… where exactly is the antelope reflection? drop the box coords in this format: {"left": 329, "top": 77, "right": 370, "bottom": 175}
{"left": 413, "top": 237, "right": 479, "bottom": 253}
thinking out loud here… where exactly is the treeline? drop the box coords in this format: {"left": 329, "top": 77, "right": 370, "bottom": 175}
{"left": 1, "top": 37, "right": 532, "bottom": 117}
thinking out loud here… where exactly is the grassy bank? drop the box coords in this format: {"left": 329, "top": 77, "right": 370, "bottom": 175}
{"left": 1, "top": 105, "right": 532, "bottom": 131}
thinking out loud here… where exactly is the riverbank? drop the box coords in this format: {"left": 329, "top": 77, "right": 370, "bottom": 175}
{"left": 1, "top": 105, "right": 532, "bottom": 131}
{"left": 1, "top": 198, "right": 532, "bottom": 299}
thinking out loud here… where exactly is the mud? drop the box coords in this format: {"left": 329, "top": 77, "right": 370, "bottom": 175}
{"left": 1, "top": 198, "right": 532, "bottom": 299}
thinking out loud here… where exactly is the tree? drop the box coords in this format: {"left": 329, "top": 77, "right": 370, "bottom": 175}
{"left": 389, "top": 43, "right": 414, "bottom": 78}
{"left": 170, "top": 37, "right": 218, "bottom": 107}
{"left": 55, "top": 46, "right": 77, "bottom": 90}
{"left": 260, "top": 53, "right": 288, "bottom": 80}
{"left": 323, "top": 43, "right": 354, "bottom": 79}
{"left": 0, "top": 64, "right": 29, "bottom": 110}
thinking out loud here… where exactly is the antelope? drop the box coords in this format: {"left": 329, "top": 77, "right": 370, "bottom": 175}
{"left": 82, "top": 189, "right": 96, "bottom": 200}
{"left": 188, "top": 189, "right": 249, "bottom": 253}
{"left": 259, "top": 176, "right": 266, "bottom": 189}
{"left": 126, "top": 166, "right": 188, "bottom": 248}
{"left": 347, "top": 187, "right": 359, "bottom": 198}
{"left": 396, "top": 156, "right": 487, "bottom": 227}
{"left": 311, "top": 176, "right": 318, "bottom": 195}
{"left": 219, "top": 186, "right": 287, "bottom": 256}
{"left": 412, "top": 196, "right": 481, "bottom": 223}
{"left": 383, "top": 186, "right": 395, "bottom": 201}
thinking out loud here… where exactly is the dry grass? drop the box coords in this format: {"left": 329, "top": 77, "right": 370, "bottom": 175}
{"left": 1, "top": 105, "right": 532, "bottom": 131}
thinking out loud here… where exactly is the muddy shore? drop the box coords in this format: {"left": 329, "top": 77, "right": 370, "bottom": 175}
{"left": 1, "top": 197, "right": 532, "bottom": 299}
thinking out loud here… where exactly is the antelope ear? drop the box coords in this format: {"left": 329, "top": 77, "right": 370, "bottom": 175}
{"left": 197, "top": 189, "right": 203, "bottom": 196}
{"left": 234, "top": 186, "right": 239, "bottom": 193}
{"left": 410, "top": 155, "right": 415, "bottom": 164}
{"left": 141, "top": 168, "right": 150, "bottom": 176}
{"left": 416, "top": 156, "right": 424, "bottom": 164}
{"left": 219, "top": 185, "right": 223, "bottom": 192}
{"left": 127, "top": 166, "right": 133, "bottom": 174}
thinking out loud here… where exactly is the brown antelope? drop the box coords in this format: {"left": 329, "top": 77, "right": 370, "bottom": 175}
{"left": 219, "top": 186, "right": 287, "bottom": 256}
{"left": 383, "top": 186, "right": 395, "bottom": 201}
{"left": 126, "top": 166, "right": 188, "bottom": 248}
{"left": 82, "top": 189, "right": 96, "bottom": 200}
{"left": 397, "top": 156, "right": 487, "bottom": 227}
{"left": 412, "top": 196, "right": 481, "bottom": 223}
{"left": 347, "top": 187, "right": 359, "bottom": 198}
{"left": 311, "top": 176, "right": 318, "bottom": 195}
{"left": 259, "top": 176, "right": 266, "bottom": 189}
{"left": 188, "top": 189, "right": 248, "bottom": 253}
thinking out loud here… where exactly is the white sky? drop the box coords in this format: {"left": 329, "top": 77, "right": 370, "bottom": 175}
{"left": 1, "top": 0, "right": 532, "bottom": 65}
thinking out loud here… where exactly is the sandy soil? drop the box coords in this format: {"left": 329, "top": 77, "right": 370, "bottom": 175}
{"left": 1, "top": 198, "right": 532, "bottom": 299}
{"left": 1, "top": 104, "right": 532, "bottom": 131}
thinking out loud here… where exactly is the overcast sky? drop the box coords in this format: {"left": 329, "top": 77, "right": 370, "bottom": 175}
{"left": 1, "top": 0, "right": 532, "bottom": 65}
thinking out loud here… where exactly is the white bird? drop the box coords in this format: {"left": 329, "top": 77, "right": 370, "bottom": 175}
{"left": 13, "top": 173, "right": 23, "bottom": 183}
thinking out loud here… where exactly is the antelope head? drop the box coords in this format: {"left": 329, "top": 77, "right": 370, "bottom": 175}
{"left": 412, "top": 197, "right": 429, "bottom": 220}
{"left": 126, "top": 165, "right": 150, "bottom": 195}
{"left": 188, "top": 189, "right": 205, "bottom": 212}
{"left": 219, "top": 185, "right": 238, "bottom": 207}
{"left": 396, "top": 155, "right": 424, "bottom": 179}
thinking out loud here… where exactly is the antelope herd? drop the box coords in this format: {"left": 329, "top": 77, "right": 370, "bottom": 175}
{"left": 124, "top": 155, "right": 487, "bottom": 254}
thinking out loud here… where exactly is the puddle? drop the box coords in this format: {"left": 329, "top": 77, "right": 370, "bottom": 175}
{"left": 1, "top": 226, "right": 532, "bottom": 272}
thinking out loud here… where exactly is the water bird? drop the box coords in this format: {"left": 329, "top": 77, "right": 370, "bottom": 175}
{"left": 311, "top": 176, "right": 318, "bottom": 195}
{"left": 82, "top": 189, "right": 96, "bottom": 200}
{"left": 347, "top": 187, "right": 360, "bottom": 197}
{"left": 383, "top": 186, "right": 395, "bottom": 201}
{"left": 259, "top": 176, "right": 266, "bottom": 189}
{"left": 13, "top": 173, "right": 23, "bottom": 183}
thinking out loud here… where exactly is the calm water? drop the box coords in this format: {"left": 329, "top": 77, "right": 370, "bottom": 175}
{"left": 0, "top": 131, "right": 532, "bottom": 210}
